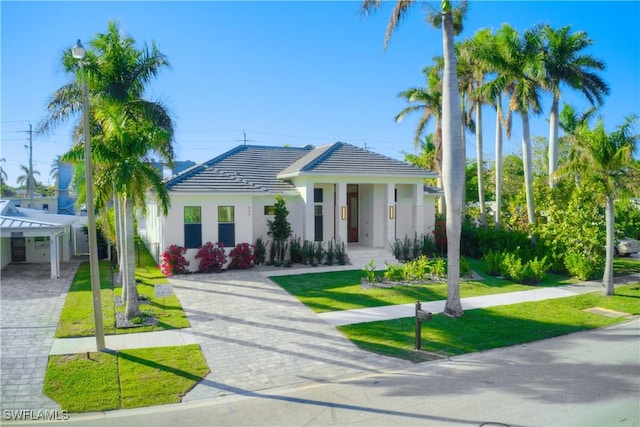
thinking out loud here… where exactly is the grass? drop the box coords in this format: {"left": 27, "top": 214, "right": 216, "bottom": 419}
{"left": 270, "top": 260, "right": 572, "bottom": 313}
{"left": 47, "top": 243, "right": 209, "bottom": 412}
{"left": 56, "top": 249, "right": 189, "bottom": 338}
{"left": 339, "top": 284, "right": 640, "bottom": 362}
{"left": 44, "top": 344, "right": 210, "bottom": 412}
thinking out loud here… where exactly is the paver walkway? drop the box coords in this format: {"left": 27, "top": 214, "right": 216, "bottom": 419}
{"left": 0, "top": 262, "right": 80, "bottom": 411}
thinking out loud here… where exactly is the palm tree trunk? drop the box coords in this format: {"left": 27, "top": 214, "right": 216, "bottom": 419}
{"left": 116, "top": 196, "right": 127, "bottom": 303}
{"left": 603, "top": 195, "right": 615, "bottom": 295}
{"left": 475, "top": 104, "right": 487, "bottom": 229}
{"left": 441, "top": 6, "right": 464, "bottom": 318}
{"left": 548, "top": 95, "right": 560, "bottom": 188}
{"left": 521, "top": 113, "right": 536, "bottom": 225}
{"left": 494, "top": 99, "right": 503, "bottom": 229}
{"left": 124, "top": 197, "right": 141, "bottom": 319}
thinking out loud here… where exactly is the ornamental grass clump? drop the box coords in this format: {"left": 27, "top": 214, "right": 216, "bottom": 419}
{"left": 160, "top": 245, "right": 189, "bottom": 277}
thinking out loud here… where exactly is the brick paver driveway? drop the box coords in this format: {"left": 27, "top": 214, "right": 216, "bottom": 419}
{"left": 0, "top": 261, "right": 79, "bottom": 411}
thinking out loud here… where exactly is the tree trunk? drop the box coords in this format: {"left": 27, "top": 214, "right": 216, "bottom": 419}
{"left": 548, "top": 95, "right": 560, "bottom": 188}
{"left": 521, "top": 113, "right": 536, "bottom": 225}
{"left": 494, "top": 99, "right": 503, "bottom": 229}
{"left": 124, "top": 197, "right": 141, "bottom": 320}
{"left": 475, "top": 104, "right": 487, "bottom": 229}
{"left": 441, "top": 8, "right": 464, "bottom": 318}
{"left": 602, "top": 195, "right": 615, "bottom": 295}
{"left": 116, "top": 196, "right": 126, "bottom": 303}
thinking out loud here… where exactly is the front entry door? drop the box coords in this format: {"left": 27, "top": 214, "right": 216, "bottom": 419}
{"left": 11, "top": 237, "right": 26, "bottom": 262}
{"left": 347, "top": 185, "right": 358, "bottom": 243}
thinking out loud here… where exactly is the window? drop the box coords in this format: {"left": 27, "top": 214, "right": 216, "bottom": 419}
{"left": 218, "top": 206, "right": 235, "bottom": 247}
{"left": 184, "top": 206, "right": 202, "bottom": 249}
{"left": 218, "top": 206, "right": 234, "bottom": 223}
{"left": 314, "top": 188, "right": 323, "bottom": 203}
{"left": 34, "top": 236, "right": 50, "bottom": 248}
{"left": 314, "top": 189, "right": 323, "bottom": 241}
{"left": 264, "top": 205, "right": 275, "bottom": 215}
{"left": 43, "top": 204, "right": 49, "bottom": 211}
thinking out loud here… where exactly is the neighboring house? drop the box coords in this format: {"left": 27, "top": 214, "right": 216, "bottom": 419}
{"left": 0, "top": 200, "right": 78, "bottom": 278}
{"left": 140, "top": 142, "right": 441, "bottom": 270}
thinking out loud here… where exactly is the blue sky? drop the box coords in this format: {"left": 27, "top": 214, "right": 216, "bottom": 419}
{"left": 1, "top": 1, "right": 639, "bottom": 186}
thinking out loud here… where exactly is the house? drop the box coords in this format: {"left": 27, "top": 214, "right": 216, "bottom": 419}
{"left": 0, "top": 200, "right": 78, "bottom": 278}
{"left": 140, "top": 142, "right": 441, "bottom": 270}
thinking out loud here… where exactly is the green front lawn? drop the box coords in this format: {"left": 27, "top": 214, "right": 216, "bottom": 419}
{"left": 56, "top": 259, "right": 189, "bottom": 338}
{"left": 340, "top": 284, "right": 640, "bottom": 362}
{"left": 44, "top": 344, "right": 210, "bottom": 412}
{"left": 270, "top": 263, "right": 569, "bottom": 313}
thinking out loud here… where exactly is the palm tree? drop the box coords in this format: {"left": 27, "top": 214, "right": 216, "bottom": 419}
{"left": 556, "top": 115, "right": 639, "bottom": 295}
{"left": 480, "top": 24, "right": 545, "bottom": 226}
{"left": 40, "top": 21, "right": 174, "bottom": 320}
{"left": 49, "top": 155, "right": 62, "bottom": 187}
{"left": 362, "top": 0, "right": 466, "bottom": 317}
{"left": 457, "top": 36, "right": 490, "bottom": 228}
{"left": 396, "top": 61, "right": 443, "bottom": 186}
{"left": 541, "top": 24, "right": 609, "bottom": 188}
{"left": 16, "top": 164, "right": 40, "bottom": 189}
{"left": 0, "top": 158, "right": 7, "bottom": 186}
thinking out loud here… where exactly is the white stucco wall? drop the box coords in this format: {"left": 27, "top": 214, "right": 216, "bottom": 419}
{"left": 0, "top": 238, "right": 11, "bottom": 269}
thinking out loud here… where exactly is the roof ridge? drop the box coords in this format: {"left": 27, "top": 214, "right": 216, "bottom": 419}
{"left": 300, "top": 141, "right": 342, "bottom": 172}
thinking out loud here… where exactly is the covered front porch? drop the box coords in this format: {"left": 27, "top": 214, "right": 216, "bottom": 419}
{"left": 295, "top": 181, "right": 437, "bottom": 250}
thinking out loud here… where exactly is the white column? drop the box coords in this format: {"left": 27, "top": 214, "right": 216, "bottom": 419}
{"left": 385, "top": 183, "right": 396, "bottom": 248}
{"left": 50, "top": 234, "right": 60, "bottom": 279}
{"left": 302, "top": 182, "right": 315, "bottom": 241}
{"left": 336, "top": 182, "right": 347, "bottom": 245}
{"left": 413, "top": 183, "right": 424, "bottom": 234}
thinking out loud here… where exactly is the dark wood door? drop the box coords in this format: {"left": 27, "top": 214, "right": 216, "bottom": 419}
{"left": 347, "top": 185, "right": 358, "bottom": 243}
{"left": 11, "top": 237, "right": 26, "bottom": 262}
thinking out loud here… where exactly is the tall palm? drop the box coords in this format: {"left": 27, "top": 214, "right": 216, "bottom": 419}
{"left": 396, "top": 61, "right": 443, "bottom": 178}
{"left": 362, "top": 0, "right": 467, "bottom": 317}
{"left": 0, "top": 158, "right": 8, "bottom": 187}
{"left": 542, "top": 24, "right": 609, "bottom": 188}
{"left": 556, "top": 115, "right": 639, "bottom": 295}
{"left": 16, "top": 164, "right": 40, "bottom": 188}
{"left": 40, "top": 21, "right": 174, "bottom": 320}
{"left": 457, "top": 36, "right": 490, "bottom": 228}
{"left": 480, "top": 24, "right": 545, "bottom": 226}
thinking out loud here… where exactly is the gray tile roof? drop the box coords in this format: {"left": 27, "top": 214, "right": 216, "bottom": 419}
{"left": 165, "top": 145, "right": 313, "bottom": 193}
{"left": 165, "top": 142, "right": 438, "bottom": 194}
{"left": 278, "top": 142, "right": 437, "bottom": 178}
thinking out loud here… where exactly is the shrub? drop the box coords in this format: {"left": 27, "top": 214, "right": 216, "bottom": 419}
{"left": 325, "top": 240, "right": 335, "bottom": 265}
{"left": 195, "top": 242, "right": 227, "bottom": 273}
{"left": 411, "top": 232, "right": 422, "bottom": 260}
{"left": 391, "top": 239, "right": 403, "bottom": 261}
{"left": 403, "top": 256, "right": 429, "bottom": 281}
{"left": 564, "top": 250, "right": 601, "bottom": 280}
{"left": 228, "top": 243, "right": 256, "bottom": 269}
{"left": 383, "top": 262, "right": 405, "bottom": 282}
{"left": 254, "top": 237, "right": 267, "bottom": 265}
{"left": 160, "top": 245, "right": 189, "bottom": 276}
{"left": 526, "top": 256, "right": 550, "bottom": 284}
{"left": 304, "top": 240, "right": 316, "bottom": 266}
{"left": 430, "top": 257, "right": 446, "bottom": 280}
{"left": 421, "top": 234, "right": 437, "bottom": 258}
{"left": 335, "top": 239, "right": 347, "bottom": 265}
{"left": 362, "top": 260, "right": 376, "bottom": 283}
{"left": 460, "top": 256, "right": 472, "bottom": 277}
{"left": 483, "top": 251, "right": 503, "bottom": 276}
{"left": 289, "top": 236, "right": 303, "bottom": 264}
{"left": 314, "top": 241, "right": 325, "bottom": 265}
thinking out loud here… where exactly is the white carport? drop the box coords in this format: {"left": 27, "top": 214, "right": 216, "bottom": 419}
{"left": 0, "top": 200, "right": 77, "bottom": 278}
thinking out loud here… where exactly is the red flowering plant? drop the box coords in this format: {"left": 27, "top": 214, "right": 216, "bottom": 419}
{"left": 160, "top": 245, "right": 189, "bottom": 276}
{"left": 228, "top": 243, "right": 257, "bottom": 269}
{"left": 195, "top": 242, "right": 227, "bottom": 273}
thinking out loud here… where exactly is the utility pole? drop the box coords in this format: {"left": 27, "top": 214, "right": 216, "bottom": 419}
{"left": 28, "top": 123, "right": 33, "bottom": 209}
{"left": 20, "top": 123, "right": 35, "bottom": 208}
{"left": 236, "top": 131, "right": 255, "bottom": 146}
